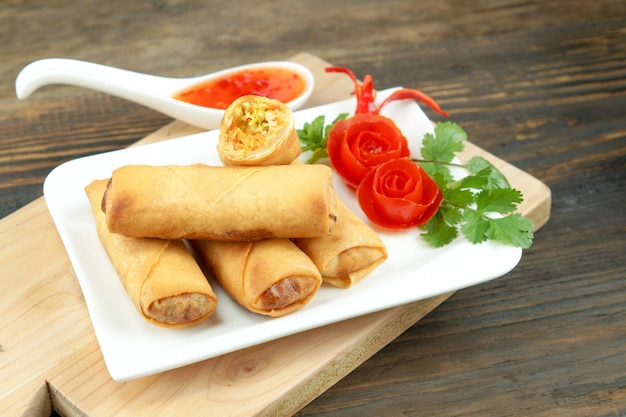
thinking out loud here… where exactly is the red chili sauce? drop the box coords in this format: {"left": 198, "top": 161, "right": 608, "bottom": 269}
{"left": 173, "top": 67, "right": 307, "bottom": 110}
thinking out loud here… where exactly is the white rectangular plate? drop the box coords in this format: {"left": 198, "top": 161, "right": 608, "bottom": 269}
{"left": 44, "top": 89, "right": 522, "bottom": 381}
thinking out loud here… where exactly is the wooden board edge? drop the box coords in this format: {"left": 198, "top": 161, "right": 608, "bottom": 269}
{"left": 460, "top": 141, "right": 551, "bottom": 232}
{"left": 264, "top": 293, "right": 454, "bottom": 416}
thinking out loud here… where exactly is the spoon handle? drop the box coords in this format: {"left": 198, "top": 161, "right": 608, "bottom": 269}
{"left": 15, "top": 58, "right": 185, "bottom": 102}
{"left": 15, "top": 58, "right": 316, "bottom": 130}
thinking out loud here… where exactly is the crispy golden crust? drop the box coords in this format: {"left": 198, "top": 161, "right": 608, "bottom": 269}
{"left": 86, "top": 179, "right": 218, "bottom": 328}
{"left": 103, "top": 164, "right": 337, "bottom": 241}
{"left": 295, "top": 199, "right": 388, "bottom": 288}
{"left": 190, "top": 238, "right": 322, "bottom": 317}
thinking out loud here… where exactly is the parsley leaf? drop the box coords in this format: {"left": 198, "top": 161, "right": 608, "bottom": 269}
{"left": 442, "top": 187, "right": 475, "bottom": 207}
{"left": 420, "top": 161, "right": 456, "bottom": 185}
{"left": 465, "top": 156, "right": 511, "bottom": 189}
{"left": 449, "top": 169, "right": 489, "bottom": 190}
{"left": 421, "top": 121, "right": 467, "bottom": 162}
{"left": 487, "top": 214, "right": 534, "bottom": 249}
{"left": 416, "top": 121, "right": 534, "bottom": 249}
{"left": 461, "top": 209, "right": 491, "bottom": 244}
{"left": 421, "top": 210, "right": 459, "bottom": 248}
{"left": 475, "top": 188, "right": 523, "bottom": 214}
{"left": 298, "top": 113, "right": 348, "bottom": 163}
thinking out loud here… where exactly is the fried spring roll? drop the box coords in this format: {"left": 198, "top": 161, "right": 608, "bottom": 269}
{"left": 102, "top": 164, "right": 337, "bottom": 241}
{"left": 294, "top": 199, "right": 388, "bottom": 288}
{"left": 195, "top": 127, "right": 319, "bottom": 317}
{"left": 85, "top": 179, "right": 217, "bottom": 328}
{"left": 218, "top": 95, "right": 301, "bottom": 166}
{"left": 190, "top": 238, "right": 322, "bottom": 317}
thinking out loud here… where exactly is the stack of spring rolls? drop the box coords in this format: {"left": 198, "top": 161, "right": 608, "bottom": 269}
{"left": 85, "top": 95, "right": 388, "bottom": 327}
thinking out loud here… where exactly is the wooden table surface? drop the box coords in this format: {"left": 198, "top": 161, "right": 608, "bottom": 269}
{"left": 2, "top": 1, "right": 624, "bottom": 416}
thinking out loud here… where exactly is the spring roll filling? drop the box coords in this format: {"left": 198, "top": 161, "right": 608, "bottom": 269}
{"left": 255, "top": 277, "right": 318, "bottom": 311}
{"left": 225, "top": 99, "right": 288, "bottom": 155}
{"left": 147, "top": 293, "right": 217, "bottom": 325}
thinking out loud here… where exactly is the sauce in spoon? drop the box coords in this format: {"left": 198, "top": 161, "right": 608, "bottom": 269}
{"left": 173, "top": 67, "right": 307, "bottom": 109}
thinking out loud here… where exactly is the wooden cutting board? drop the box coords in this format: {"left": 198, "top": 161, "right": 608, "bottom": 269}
{"left": 0, "top": 53, "right": 551, "bottom": 417}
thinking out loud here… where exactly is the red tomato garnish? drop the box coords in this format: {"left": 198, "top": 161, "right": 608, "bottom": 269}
{"left": 327, "top": 113, "right": 410, "bottom": 188}
{"left": 357, "top": 157, "right": 443, "bottom": 229}
{"left": 324, "top": 66, "right": 447, "bottom": 229}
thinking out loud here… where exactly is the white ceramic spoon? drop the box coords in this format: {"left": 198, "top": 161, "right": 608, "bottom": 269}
{"left": 15, "top": 58, "right": 315, "bottom": 130}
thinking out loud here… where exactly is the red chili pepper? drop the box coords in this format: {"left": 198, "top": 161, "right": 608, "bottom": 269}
{"left": 325, "top": 67, "right": 377, "bottom": 114}
{"left": 375, "top": 88, "right": 450, "bottom": 117}
{"left": 325, "top": 66, "right": 449, "bottom": 117}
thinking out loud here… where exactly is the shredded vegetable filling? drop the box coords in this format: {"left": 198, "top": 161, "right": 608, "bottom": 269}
{"left": 228, "top": 101, "right": 283, "bottom": 153}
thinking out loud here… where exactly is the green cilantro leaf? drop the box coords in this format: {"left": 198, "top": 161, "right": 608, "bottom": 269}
{"left": 475, "top": 188, "right": 523, "bottom": 214}
{"left": 442, "top": 187, "right": 475, "bottom": 207}
{"left": 465, "top": 156, "right": 511, "bottom": 189}
{"left": 421, "top": 211, "right": 459, "bottom": 248}
{"left": 416, "top": 121, "right": 534, "bottom": 249}
{"left": 449, "top": 169, "right": 489, "bottom": 190}
{"left": 297, "top": 113, "right": 348, "bottom": 163}
{"left": 487, "top": 214, "right": 534, "bottom": 249}
{"left": 439, "top": 203, "right": 464, "bottom": 226}
{"left": 460, "top": 209, "right": 491, "bottom": 244}
{"left": 421, "top": 121, "right": 467, "bottom": 162}
{"left": 420, "top": 161, "right": 455, "bottom": 185}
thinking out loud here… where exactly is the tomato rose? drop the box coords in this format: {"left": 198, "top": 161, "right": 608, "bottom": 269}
{"left": 357, "top": 157, "right": 443, "bottom": 229}
{"left": 327, "top": 113, "right": 410, "bottom": 188}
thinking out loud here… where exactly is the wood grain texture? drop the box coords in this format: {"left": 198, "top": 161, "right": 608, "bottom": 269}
{"left": 1, "top": 0, "right": 624, "bottom": 416}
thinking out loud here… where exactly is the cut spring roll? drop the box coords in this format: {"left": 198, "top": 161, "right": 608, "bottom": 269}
{"left": 190, "top": 238, "right": 322, "bottom": 317}
{"left": 85, "top": 179, "right": 218, "bottom": 328}
{"left": 218, "top": 95, "right": 301, "bottom": 166}
{"left": 295, "top": 198, "right": 388, "bottom": 288}
{"left": 102, "top": 164, "right": 337, "bottom": 241}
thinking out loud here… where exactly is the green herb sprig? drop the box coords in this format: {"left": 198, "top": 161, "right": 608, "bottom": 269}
{"left": 415, "top": 121, "right": 534, "bottom": 248}
{"left": 297, "top": 117, "right": 534, "bottom": 249}
{"left": 298, "top": 113, "right": 348, "bottom": 163}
